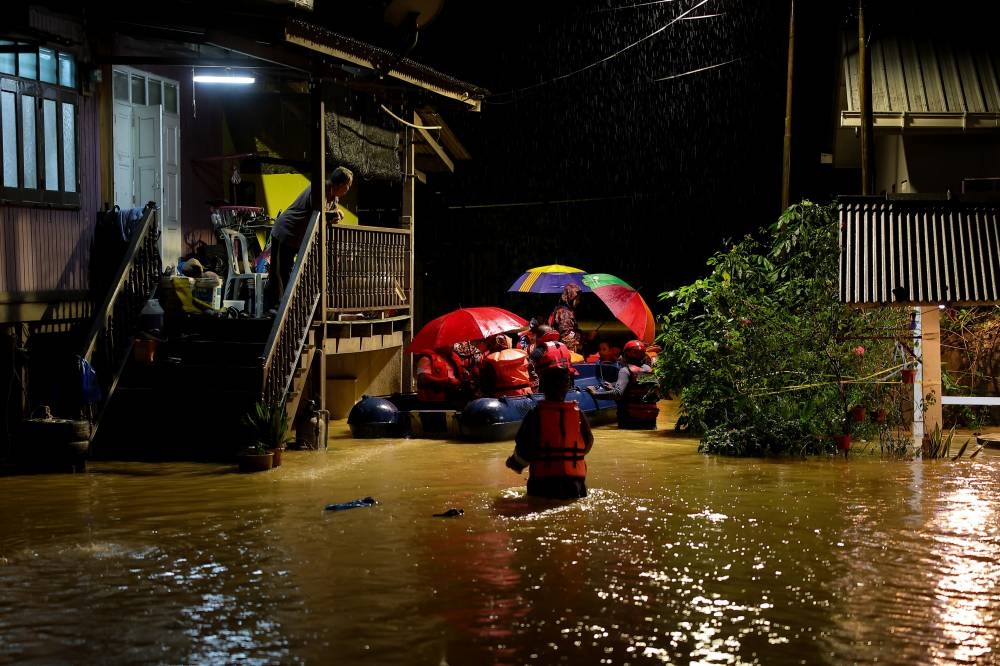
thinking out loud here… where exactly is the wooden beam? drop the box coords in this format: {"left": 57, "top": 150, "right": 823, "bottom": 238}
{"left": 413, "top": 111, "right": 453, "bottom": 173}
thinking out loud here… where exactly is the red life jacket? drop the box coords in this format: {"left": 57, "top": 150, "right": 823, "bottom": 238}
{"left": 484, "top": 348, "right": 532, "bottom": 396}
{"left": 529, "top": 401, "right": 588, "bottom": 479}
{"left": 416, "top": 351, "right": 458, "bottom": 402}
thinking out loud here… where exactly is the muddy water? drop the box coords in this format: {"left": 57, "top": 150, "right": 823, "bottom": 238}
{"left": 2, "top": 408, "right": 999, "bottom": 665}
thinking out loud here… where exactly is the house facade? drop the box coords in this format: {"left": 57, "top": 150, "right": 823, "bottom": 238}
{"left": 0, "top": 1, "right": 486, "bottom": 459}
{"left": 833, "top": 25, "right": 1000, "bottom": 444}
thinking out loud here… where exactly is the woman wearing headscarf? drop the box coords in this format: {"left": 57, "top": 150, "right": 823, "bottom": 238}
{"left": 548, "top": 283, "right": 583, "bottom": 353}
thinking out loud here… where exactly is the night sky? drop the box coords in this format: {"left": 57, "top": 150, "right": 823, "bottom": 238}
{"left": 331, "top": 1, "right": 974, "bottom": 321}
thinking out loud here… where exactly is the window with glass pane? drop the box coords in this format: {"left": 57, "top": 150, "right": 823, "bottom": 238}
{"left": 0, "top": 46, "right": 81, "bottom": 205}
{"left": 0, "top": 41, "right": 15, "bottom": 76}
{"left": 21, "top": 94, "right": 36, "bottom": 189}
{"left": 18, "top": 51, "right": 37, "bottom": 80}
{"left": 39, "top": 48, "right": 57, "bottom": 84}
{"left": 58, "top": 53, "right": 75, "bottom": 88}
{"left": 149, "top": 79, "right": 162, "bottom": 106}
{"left": 164, "top": 83, "right": 178, "bottom": 114}
{"left": 131, "top": 74, "right": 145, "bottom": 105}
{"left": 1, "top": 90, "right": 16, "bottom": 187}
{"left": 62, "top": 102, "right": 75, "bottom": 192}
{"left": 113, "top": 70, "right": 129, "bottom": 101}
{"left": 43, "top": 98, "right": 57, "bottom": 191}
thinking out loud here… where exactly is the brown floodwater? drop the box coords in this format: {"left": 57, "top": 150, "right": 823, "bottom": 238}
{"left": 2, "top": 405, "right": 1000, "bottom": 665}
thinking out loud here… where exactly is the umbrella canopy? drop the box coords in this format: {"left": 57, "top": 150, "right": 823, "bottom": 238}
{"left": 507, "top": 264, "right": 592, "bottom": 294}
{"left": 581, "top": 273, "right": 656, "bottom": 344}
{"left": 406, "top": 307, "right": 529, "bottom": 353}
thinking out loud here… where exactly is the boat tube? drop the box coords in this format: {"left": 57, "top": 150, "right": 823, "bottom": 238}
{"left": 347, "top": 362, "right": 624, "bottom": 442}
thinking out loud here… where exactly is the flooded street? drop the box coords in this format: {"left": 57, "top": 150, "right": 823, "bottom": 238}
{"left": 2, "top": 408, "right": 1000, "bottom": 665}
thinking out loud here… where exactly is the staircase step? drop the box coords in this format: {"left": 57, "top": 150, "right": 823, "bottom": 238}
{"left": 92, "top": 386, "right": 260, "bottom": 461}
{"left": 119, "top": 358, "right": 262, "bottom": 389}
{"left": 157, "top": 339, "right": 265, "bottom": 366}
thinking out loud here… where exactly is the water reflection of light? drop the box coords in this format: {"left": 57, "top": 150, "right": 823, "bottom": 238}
{"left": 929, "top": 483, "right": 998, "bottom": 664}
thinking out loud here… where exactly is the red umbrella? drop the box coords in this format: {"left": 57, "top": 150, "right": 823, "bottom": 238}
{"left": 406, "top": 307, "right": 529, "bottom": 353}
{"left": 581, "top": 273, "right": 656, "bottom": 344}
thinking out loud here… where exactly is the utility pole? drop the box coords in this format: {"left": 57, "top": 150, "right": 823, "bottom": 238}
{"left": 781, "top": 0, "right": 795, "bottom": 211}
{"left": 858, "top": 0, "right": 874, "bottom": 195}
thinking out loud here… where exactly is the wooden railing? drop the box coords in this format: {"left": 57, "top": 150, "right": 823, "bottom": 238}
{"left": 79, "top": 206, "right": 162, "bottom": 432}
{"left": 327, "top": 223, "right": 410, "bottom": 315}
{"left": 260, "top": 211, "right": 323, "bottom": 405}
{"left": 260, "top": 219, "right": 412, "bottom": 409}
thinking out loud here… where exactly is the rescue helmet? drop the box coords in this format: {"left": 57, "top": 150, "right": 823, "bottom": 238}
{"left": 532, "top": 340, "right": 578, "bottom": 376}
{"left": 623, "top": 339, "right": 647, "bottom": 360}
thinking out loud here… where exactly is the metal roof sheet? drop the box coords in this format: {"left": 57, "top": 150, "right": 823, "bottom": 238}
{"left": 842, "top": 35, "right": 1000, "bottom": 130}
{"left": 839, "top": 197, "right": 1000, "bottom": 305}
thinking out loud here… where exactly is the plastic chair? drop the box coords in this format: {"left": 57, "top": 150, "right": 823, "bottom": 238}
{"left": 219, "top": 227, "right": 266, "bottom": 317}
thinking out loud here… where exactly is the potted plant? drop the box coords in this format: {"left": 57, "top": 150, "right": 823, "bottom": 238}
{"left": 901, "top": 362, "right": 918, "bottom": 384}
{"left": 239, "top": 400, "right": 291, "bottom": 471}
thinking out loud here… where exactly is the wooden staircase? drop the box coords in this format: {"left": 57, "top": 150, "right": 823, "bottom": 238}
{"left": 92, "top": 314, "right": 320, "bottom": 462}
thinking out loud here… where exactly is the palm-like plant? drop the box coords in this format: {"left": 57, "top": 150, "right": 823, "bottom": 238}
{"left": 242, "top": 400, "right": 291, "bottom": 454}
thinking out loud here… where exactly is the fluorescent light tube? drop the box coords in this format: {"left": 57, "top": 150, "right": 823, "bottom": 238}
{"left": 193, "top": 75, "right": 255, "bottom": 84}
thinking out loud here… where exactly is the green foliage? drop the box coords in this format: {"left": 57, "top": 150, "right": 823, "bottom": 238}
{"left": 242, "top": 400, "right": 291, "bottom": 454}
{"left": 940, "top": 305, "right": 1000, "bottom": 428}
{"left": 922, "top": 422, "right": 955, "bottom": 459}
{"left": 655, "top": 201, "right": 909, "bottom": 457}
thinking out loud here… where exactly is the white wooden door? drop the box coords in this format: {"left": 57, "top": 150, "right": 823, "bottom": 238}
{"left": 161, "top": 114, "right": 181, "bottom": 267}
{"left": 112, "top": 99, "right": 133, "bottom": 208}
{"left": 135, "top": 104, "right": 161, "bottom": 210}
{"left": 110, "top": 70, "right": 182, "bottom": 270}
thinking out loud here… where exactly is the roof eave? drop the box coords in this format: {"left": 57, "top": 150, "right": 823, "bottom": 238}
{"left": 284, "top": 19, "right": 485, "bottom": 111}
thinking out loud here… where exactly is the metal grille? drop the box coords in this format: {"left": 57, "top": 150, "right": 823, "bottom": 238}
{"left": 839, "top": 197, "right": 1000, "bottom": 305}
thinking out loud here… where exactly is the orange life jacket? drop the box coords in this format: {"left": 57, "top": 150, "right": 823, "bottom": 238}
{"left": 529, "top": 401, "right": 588, "bottom": 479}
{"left": 416, "top": 351, "right": 458, "bottom": 402}
{"left": 484, "top": 348, "right": 532, "bottom": 396}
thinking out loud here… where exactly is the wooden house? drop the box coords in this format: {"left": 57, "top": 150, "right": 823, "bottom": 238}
{"left": 0, "top": 0, "right": 487, "bottom": 465}
{"left": 833, "top": 18, "right": 1000, "bottom": 444}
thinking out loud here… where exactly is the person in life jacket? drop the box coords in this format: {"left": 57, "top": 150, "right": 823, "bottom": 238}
{"left": 585, "top": 339, "right": 660, "bottom": 429}
{"left": 506, "top": 340, "right": 594, "bottom": 499}
{"left": 480, "top": 334, "right": 533, "bottom": 398}
{"left": 414, "top": 347, "right": 462, "bottom": 406}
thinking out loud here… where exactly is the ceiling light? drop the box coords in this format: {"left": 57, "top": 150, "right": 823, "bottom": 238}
{"left": 193, "top": 74, "right": 255, "bottom": 85}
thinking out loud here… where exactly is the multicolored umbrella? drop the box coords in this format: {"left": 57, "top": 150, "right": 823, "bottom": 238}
{"left": 581, "top": 273, "right": 656, "bottom": 344}
{"left": 507, "top": 264, "right": 592, "bottom": 294}
{"left": 406, "top": 306, "right": 529, "bottom": 353}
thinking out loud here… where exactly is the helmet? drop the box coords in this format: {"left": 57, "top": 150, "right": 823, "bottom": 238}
{"left": 532, "top": 340, "right": 578, "bottom": 376}
{"left": 623, "top": 340, "right": 647, "bottom": 360}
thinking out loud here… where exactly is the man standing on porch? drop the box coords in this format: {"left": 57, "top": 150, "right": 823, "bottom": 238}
{"left": 264, "top": 166, "right": 354, "bottom": 314}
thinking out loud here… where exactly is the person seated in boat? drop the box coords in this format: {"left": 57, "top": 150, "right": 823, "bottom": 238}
{"left": 451, "top": 340, "right": 485, "bottom": 401}
{"left": 525, "top": 323, "right": 559, "bottom": 391}
{"left": 586, "top": 339, "right": 660, "bottom": 429}
{"left": 480, "top": 334, "right": 533, "bottom": 398}
{"left": 516, "top": 318, "right": 538, "bottom": 352}
{"left": 414, "top": 347, "right": 463, "bottom": 407}
{"left": 505, "top": 341, "right": 594, "bottom": 499}
{"left": 586, "top": 339, "right": 622, "bottom": 364}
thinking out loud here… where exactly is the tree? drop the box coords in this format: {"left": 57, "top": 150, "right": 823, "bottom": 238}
{"left": 655, "top": 201, "right": 907, "bottom": 456}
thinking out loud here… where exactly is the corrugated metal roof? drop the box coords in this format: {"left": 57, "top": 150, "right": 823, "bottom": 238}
{"left": 839, "top": 197, "right": 1000, "bottom": 305}
{"left": 842, "top": 35, "right": 1000, "bottom": 129}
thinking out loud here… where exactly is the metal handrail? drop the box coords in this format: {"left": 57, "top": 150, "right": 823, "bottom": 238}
{"left": 79, "top": 206, "right": 162, "bottom": 432}
{"left": 260, "top": 210, "right": 323, "bottom": 405}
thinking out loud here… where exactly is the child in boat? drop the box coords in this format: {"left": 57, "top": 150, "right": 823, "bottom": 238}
{"left": 505, "top": 341, "right": 594, "bottom": 499}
